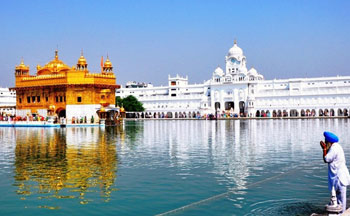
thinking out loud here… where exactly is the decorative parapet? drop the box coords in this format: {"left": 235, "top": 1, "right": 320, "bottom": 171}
{"left": 21, "top": 74, "right": 66, "bottom": 81}
{"left": 85, "top": 73, "right": 115, "bottom": 78}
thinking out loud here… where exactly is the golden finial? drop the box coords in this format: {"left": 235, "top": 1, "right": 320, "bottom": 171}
{"left": 234, "top": 39, "right": 237, "bottom": 45}
{"left": 20, "top": 57, "right": 24, "bottom": 65}
{"left": 81, "top": 48, "right": 84, "bottom": 56}
{"left": 55, "top": 50, "right": 58, "bottom": 60}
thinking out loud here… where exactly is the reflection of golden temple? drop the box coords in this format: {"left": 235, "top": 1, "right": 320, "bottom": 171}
{"left": 11, "top": 50, "right": 120, "bottom": 122}
{"left": 14, "top": 127, "right": 121, "bottom": 204}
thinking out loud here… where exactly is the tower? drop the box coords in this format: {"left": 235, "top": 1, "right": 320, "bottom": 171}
{"left": 225, "top": 40, "right": 247, "bottom": 75}
{"left": 15, "top": 59, "right": 30, "bottom": 77}
{"left": 102, "top": 55, "right": 113, "bottom": 74}
{"left": 77, "top": 50, "right": 88, "bottom": 71}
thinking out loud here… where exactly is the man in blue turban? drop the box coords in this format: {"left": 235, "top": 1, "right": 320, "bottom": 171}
{"left": 320, "top": 131, "right": 350, "bottom": 213}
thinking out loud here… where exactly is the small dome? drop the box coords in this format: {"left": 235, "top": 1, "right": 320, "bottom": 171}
{"left": 16, "top": 59, "right": 29, "bottom": 71}
{"left": 248, "top": 67, "right": 258, "bottom": 76}
{"left": 214, "top": 66, "right": 224, "bottom": 76}
{"left": 77, "top": 50, "right": 87, "bottom": 65}
{"left": 120, "top": 107, "right": 125, "bottom": 112}
{"left": 228, "top": 40, "right": 243, "bottom": 57}
{"left": 78, "top": 55, "right": 87, "bottom": 65}
{"left": 104, "top": 58, "right": 112, "bottom": 68}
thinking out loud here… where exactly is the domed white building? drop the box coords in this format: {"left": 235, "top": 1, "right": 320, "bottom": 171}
{"left": 212, "top": 40, "right": 264, "bottom": 83}
{"left": 117, "top": 41, "right": 350, "bottom": 118}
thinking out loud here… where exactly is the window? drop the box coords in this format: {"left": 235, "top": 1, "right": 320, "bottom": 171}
{"left": 19, "top": 98, "right": 22, "bottom": 104}
{"left": 37, "top": 96, "right": 40, "bottom": 103}
{"left": 32, "top": 96, "right": 36, "bottom": 103}
{"left": 56, "top": 96, "right": 58, "bottom": 102}
{"left": 46, "top": 96, "right": 48, "bottom": 102}
{"left": 27, "top": 97, "right": 30, "bottom": 103}
{"left": 101, "top": 95, "right": 105, "bottom": 99}
{"left": 64, "top": 96, "right": 66, "bottom": 102}
{"left": 77, "top": 96, "right": 82, "bottom": 103}
{"left": 171, "top": 81, "right": 176, "bottom": 86}
{"left": 171, "top": 94, "right": 176, "bottom": 97}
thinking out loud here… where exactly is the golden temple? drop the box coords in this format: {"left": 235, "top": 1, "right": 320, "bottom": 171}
{"left": 11, "top": 50, "right": 120, "bottom": 121}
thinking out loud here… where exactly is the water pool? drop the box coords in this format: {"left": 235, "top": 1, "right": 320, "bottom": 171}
{"left": 0, "top": 119, "right": 349, "bottom": 215}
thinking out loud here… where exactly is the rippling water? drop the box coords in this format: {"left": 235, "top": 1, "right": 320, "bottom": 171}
{"left": 0, "top": 119, "right": 350, "bottom": 215}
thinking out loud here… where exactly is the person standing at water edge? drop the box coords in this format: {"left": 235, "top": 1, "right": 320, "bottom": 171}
{"left": 320, "top": 131, "right": 350, "bottom": 213}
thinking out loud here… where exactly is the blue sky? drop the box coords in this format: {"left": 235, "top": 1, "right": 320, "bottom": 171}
{"left": 0, "top": 0, "right": 349, "bottom": 87}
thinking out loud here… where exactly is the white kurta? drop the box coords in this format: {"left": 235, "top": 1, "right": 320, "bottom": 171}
{"left": 325, "top": 143, "right": 350, "bottom": 190}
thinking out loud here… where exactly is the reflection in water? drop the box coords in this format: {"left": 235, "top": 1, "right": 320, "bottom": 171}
{"left": 13, "top": 126, "right": 123, "bottom": 207}
{"left": 4, "top": 119, "right": 350, "bottom": 215}
{"left": 135, "top": 119, "right": 350, "bottom": 213}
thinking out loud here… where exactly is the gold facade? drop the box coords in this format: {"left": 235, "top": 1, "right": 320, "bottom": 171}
{"left": 12, "top": 51, "right": 119, "bottom": 117}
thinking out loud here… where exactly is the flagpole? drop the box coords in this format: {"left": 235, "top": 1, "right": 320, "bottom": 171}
{"left": 101, "top": 56, "right": 103, "bottom": 73}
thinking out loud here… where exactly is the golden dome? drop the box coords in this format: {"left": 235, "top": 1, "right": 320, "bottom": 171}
{"left": 78, "top": 55, "right": 87, "bottom": 65}
{"left": 120, "top": 107, "right": 125, "bottom": 112}
{"left": 15, "top": 59, "right": 29, "bottom": 71}
{"left": 104, "top": 58, "right": 112, "bottom": 68}
{"left": 37, "top": 50, "right": 71, "bottom": 75}
{"left": 77, "top": 50, "right": 87, "bottom": 65}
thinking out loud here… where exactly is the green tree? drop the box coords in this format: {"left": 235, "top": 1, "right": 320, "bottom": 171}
{"left": 115, "top": 95, "right": 145, "bottom": 112}
{"left": 115, "top": 96, "right": 123, "bottom": 107}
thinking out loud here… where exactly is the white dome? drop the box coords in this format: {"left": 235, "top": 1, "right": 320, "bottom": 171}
{"left": 228, "top": 42, "right": 243, "bottom": 57}
{"left": 214, "top": 66, "right": 224, "bottom": 76}
{"left": 248, "top": 67, "right": 258, "bottom": 76}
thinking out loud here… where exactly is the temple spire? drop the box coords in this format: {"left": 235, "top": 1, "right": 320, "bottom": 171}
{"left": 55, "top": 50, "right": 58, "bottom": 60}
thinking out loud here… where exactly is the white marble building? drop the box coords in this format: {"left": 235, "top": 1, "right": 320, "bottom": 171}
{"left": 0, "top": 88, "right": 16, "bottom": 116}
{"left": 116, "top": 41, "right": 350, "bottom": 118}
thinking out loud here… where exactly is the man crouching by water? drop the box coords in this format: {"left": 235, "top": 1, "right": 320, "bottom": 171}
{"left": 320, "top": 131, "right": 350, "bottom": 213}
